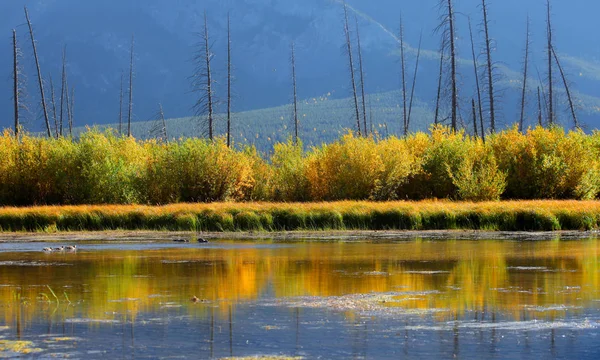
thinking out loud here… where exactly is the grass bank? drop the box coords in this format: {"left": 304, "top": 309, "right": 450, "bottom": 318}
{"left": 0, "top": 201, "right": 598, "bottom": 233}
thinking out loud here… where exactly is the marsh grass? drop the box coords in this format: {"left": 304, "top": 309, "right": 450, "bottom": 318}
{"left": 0, "top": 201, "right": 598, "bottom": 233}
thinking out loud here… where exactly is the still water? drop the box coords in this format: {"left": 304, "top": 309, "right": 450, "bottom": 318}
{"left": 0, "top": 239, "right": 600, "bottom": 359}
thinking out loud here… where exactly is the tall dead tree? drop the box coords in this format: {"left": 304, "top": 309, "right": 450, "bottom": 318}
{"left": 342, "top": 2, "right": 361, "bottom": 136}
{"left": 472, "top": 99, "right": 478, "bottom": 137}
{"left": 468, "top": 19, "right": 485, "bottom": 139}
{"left": 49, "top": 76, "right": 59, "bottom": 137}
{"left": 291, "top": 42, "right": 299, "bottom": 145}
{"left": 193, "top": 12, "right": 215, "bottom": 140}
{"left": 69, "top": 87, "right": 74, "bottom": 136}
{"left": 159, "top": 103, "right": 167, "bottom": 141}
{"left": 437, "top": 0, "right": 458, "bottom": 131}
{"left": 24, "top": 6, "right": 52, "bottom": 137}
{"left": 546, "top": 0, "right": 554, "bottom": 125}
{"left": 13, "top": 29, "right": 20, "bottom": 138}
{"left": 552, "top": 47, "right": 579, "bottom": 128}
{"left": 355, "top": 16, "right": 368, "bottom": 136}
{"left": 434, "top": 38, "right": 445, "bottom": 125}
{"left": 118, "top": 72, "right": 124, "bottom": 135}
{"left": 519, "top": 17, "right": 530, "bottom": 132}
{"left": 537, "top": 87, "right": 543, "bottom": 127}
{"left": 481, "top": 0, "right": 496, "bottom": 133}
{"left": 536, "top": 66, "right": 549, "bottom": 126}
{"left": 59, "top": 46, "right": 67, "bottom": 136}
{"left": 65, "top": 77, "right": 72, "bottom": 136}
{"left": 399, "top": 15, "right": 408, "bottom": 136}
{"left": 407, "top": 31, "right": 422, "bottom": 132}
{"left": 127, "top": 35, "right": 134, "bottom": 137}
{"left": 151, "top": 103, "right": 168, "bottom": 141}
{"left": 227, "top": 12, "right": 233, "bottom": 147}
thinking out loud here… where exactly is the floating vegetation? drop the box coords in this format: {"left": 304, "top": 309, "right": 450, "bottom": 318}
{"left": 0, "top": 340, "right": 43, "bottom": 355}
{"left": 219, "top": 356, "right": 303, "bottom": 360}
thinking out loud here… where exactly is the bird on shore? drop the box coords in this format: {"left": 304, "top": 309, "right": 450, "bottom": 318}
{"left": 191, "top": 296, "right": 200, "bottom": 303}
{"left": 65, "top": 245, "right": 77, "bottom": 251}
{"left": 173, "top": 239, "right": 190, "bottom": 243}
{"left": 53, "top": 246, "right": 65, "bottom": 252}
{"left": 42, "top": 247, "right": 53, "bottom": 252}
{"left": 197, "top": 238, "right": 209, "bottom": 243}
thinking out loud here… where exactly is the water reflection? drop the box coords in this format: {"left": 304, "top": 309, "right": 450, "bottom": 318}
{"left": 0, "top": 239, "right": 599, "bottom": 357}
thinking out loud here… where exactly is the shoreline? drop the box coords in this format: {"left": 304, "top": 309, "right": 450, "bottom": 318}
{"left": 0, "top": 229, "right": 598, "bottom": 243}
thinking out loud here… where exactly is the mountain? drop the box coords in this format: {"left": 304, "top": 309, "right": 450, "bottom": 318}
{"left": 2, "top": 0, "right": 600, "bottom": 139}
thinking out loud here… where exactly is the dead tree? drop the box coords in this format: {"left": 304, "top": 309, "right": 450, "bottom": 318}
{"left": 481, "top": 0, "right": 496, "bottom": 133}
{"left": 537, "top": 87, "right": 543, "bottom": 127}
{"left": 434, "top": 38, "right": 445, "bottom": 125}
{"left": 355, "top": 16, "right": 368, "bottom": 136}
{"left": 227, "top": 12, "right": 233, "bottom": 147}
{"left": 436, "top": 0, "right": 458, "bottom": 131}
{"left": 159, "top": 104, "right": 167, "bottom": 141}
{"left": 468, "top": 19, "right": 485, "bottom": 139}
{"left": 536, "top": 66, "right": 549, "bottom": 126}
{"left": 546, "top": 0, "right": 554, "bottom": 125}
{"left": 291, "top": 42, "right": 299, "bottom": 145}
{"left": 342, "top": 2, "right": 361, "bottom": 136}
{"left": 49, "top": 76, "right": 59, "bottom": 137}
{"left": 193, "top": 12, "right": 215, "bottom": 140}
{"left": 472, "top": 99, "right": 478, "bottom": 137}
{"left": 24, "top": 6, "right": 52, "bottom": 137}
{"left": 399, "top": 15, "right": 408, "bottom": 136}
{"left": 407, "top": 31, "right": 422, "bottom": 132}
{"left": 13, "top": 29, "right": 20, "bottom": 138}
{"left": 64, "top": 76, "right": 72, "bottom": 136}
{"left": 59, "top": 46, "right": 67, "bottom": 136}
{"left": 127, "top": 35, "right": 134, "bottom": 137}
{"left": 69, "top": 87, "right": 74, "bottom": 136}
{"left": 118, "top": 71, "right": 124, "bottom": 135}
{"left": 552, "top": 46, "right": 579, "bottom": 128}
{"left": 519, "top": 17, "right": 530, "bottom": 133}
{"left": 151, "top": 103, "right": 168, "bottom": 142}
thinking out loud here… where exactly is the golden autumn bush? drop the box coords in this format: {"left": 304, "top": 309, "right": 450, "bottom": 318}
{"left": 0, "top": 125, "right": 599, "bottom": 206}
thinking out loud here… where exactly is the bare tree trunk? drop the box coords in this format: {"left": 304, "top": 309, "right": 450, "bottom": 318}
{"left": 447, "top": 0, "right": 458, "bottom": 131}
{"left": 342, "top": 2, "right": 361, "bottom": 136}
{"left": 481, "top": 0, "right": 496, "bottom": 133}
{"left": 519, "top": 17, "right": 530, "bottom": 133}
{"left": 536, "top": 66, "right": 549, "bottom": 126}
{"left": 67, "top": 87, "right": 74, "bottom": 137}
{"left": 472, "top": 99, "right": 478, "bottom": 138}
{"left": 204, "top": 13, "right": 215, "bottom": 140}
{"left": 119, "top": 72, "right": 124, "bottom": 135}
{"left": 407, "top": 31, "right": 422, "bottom": 132}
{"left": 13, "top": 29, "right": 20, "bottom": 139}
{"left": 128, "top": 35, "right": 134, "bottom": 137}
{"left": 434, "top": 39, "right": 445, "bottom": 125}
{"left": 547, "top": 0, "right": 554, "bottom": 125}
{"left": 399, "top": 15, "right": 408, "bottom": 136}
{"left": 159, "top": 103, "right": 168, "bottom": 141}
{"left": 468, "top": 19, "right": 485, "bottom": 139}
{"left": 227, "top": 13, "right": 232, "bottom": 147}
{"left": 291, "top": 42, "right": 299, "bottom": 145}
{"left": 24, "top": 6, "right": 52, "bottom": 138}
{"left": 59, "top": 46, "right": 67, "bottom": 136}
{"left": 49, "top": 76, "right": 59, "bottom": 137}
{"left": 552, "top": 46, "right": 579, "bottom": 128}
{"left": 537, "top": 87, "right": 543, "bottom": 127}
{"left": 355, "top": 16, "right": 368, "bottom": 136}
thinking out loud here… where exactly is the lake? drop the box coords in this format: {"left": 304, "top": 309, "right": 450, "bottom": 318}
{"left": 0, "top": 238, "right": 599, "bottom": 359}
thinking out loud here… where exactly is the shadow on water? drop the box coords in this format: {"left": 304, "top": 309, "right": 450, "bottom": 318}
{"left": 0, "top": 238, "right": 600, "bottom": 358}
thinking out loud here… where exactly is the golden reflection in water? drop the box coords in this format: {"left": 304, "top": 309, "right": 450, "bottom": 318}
{"left": 0, "top": 240, "right": 599, "bottom": 331}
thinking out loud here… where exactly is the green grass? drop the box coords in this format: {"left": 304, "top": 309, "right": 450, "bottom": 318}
{"left": 0, "top": 201, "right": 599, "bottom": 233}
